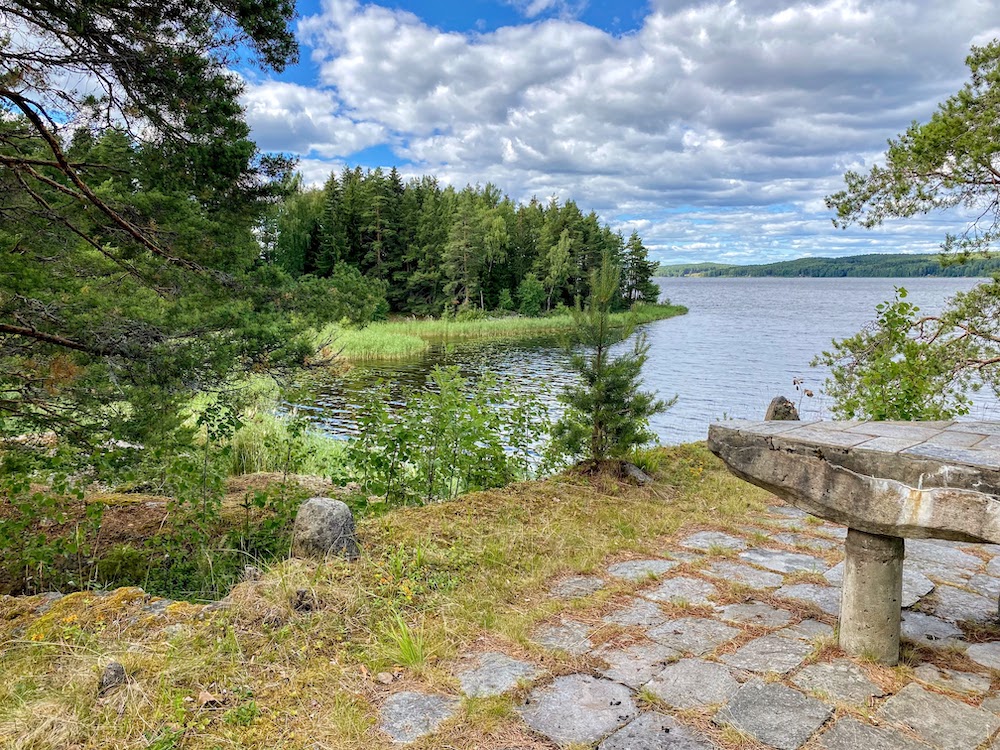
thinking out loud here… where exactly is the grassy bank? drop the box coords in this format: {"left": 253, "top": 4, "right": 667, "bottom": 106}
{"left": 318, "top": 302, "right": 687, "bottom": 362}
{"left": 0, "top": 444, "right": 785, "bottom": 749}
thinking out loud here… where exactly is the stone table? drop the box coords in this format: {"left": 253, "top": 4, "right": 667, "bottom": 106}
{"left": 708, "top": 419, "right": 1000, "bottom": 665}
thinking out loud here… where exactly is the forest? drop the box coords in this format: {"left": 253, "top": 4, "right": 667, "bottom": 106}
{"left": 268, "top": 167, "right": 660, "bottom": 317}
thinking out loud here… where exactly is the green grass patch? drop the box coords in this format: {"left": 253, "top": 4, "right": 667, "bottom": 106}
{"left": 317, "top": 302, "right": 687, "bottom": 362}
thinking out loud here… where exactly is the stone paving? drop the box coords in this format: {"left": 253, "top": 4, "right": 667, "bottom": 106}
{"left": 377, "top": 504, "right": 1000, "bottom": 748}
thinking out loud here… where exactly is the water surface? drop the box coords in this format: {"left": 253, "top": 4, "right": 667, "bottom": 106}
{"left": 294, "top": 276, "right": 993, "bottom": 445}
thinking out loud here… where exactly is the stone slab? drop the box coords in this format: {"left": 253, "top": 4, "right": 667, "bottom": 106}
{"left": 551, "top": 575, "right": 607, "bottom": 598}
{"left": 968, "top": 573, "right": 1000, "bottom": 600}
{"left": 987, "top": 556, "right": 1000, "bottom": 577}
{"left": 681, "top": 531, "right": 748, "bottom": 552}
{"left": 899, "top": 611, "right": 965, "bottom": 648}
{"left": 981, "top": 695, "right": 1000, "bottom": 714}
{"left": 912, "top": 664, "right": 991, "bottom": 695}
{"left": 596, "top": 642, "right": 680, "bottom": 689}
{"left": 606, "top": 559, "right": 678, "bottom": 582}
{"left": 931, "top": 585, "right": 996, "bottom": 623}
{"left": 774, "top": 583, "right": 841, "bottom": 616}
{"left": 531, "top": 619, "right": 594, "bottom": 655}
{"left": 906, "top": 540, "right": 983, "bottom": 571}
{"left": 714, "top": 678, "right": 832, "bottom": 750}
{"left": 776, "top": 619, "right": 834, "bottom": 642}
{"left": 518, "top": 674, "right": 637, "bottom": 746}
{"left": 645, "top": 658, "right": 739, "bottom": 708}
{"left": 773, "top": 532, "right": 839, "bottom": 550}
{"left": 457, "top": 652, "right": 541, "bottom": 698}
{"left": 818, "top": 717, "right": 932, "bottom": 750}
{"left": 380, "top": 691, "right": 459, "bottom": 744}
{"left": 603, "top": 598, "right": 667, "bottom": 628}
{"left": 717, "top": 601, "right": 794, "bottom": 628}
{"left": 879, "top": 683, "right": 1000, "bottom": 750}
{"left": 643, "top": 576, "right": 717, "bottom": 606}
{"left": 701, "top": 560, "right": 784, "bottom": 589}
{"left": 739, "top": 548, "right": 825, "bottom": 574}
{"left": 792, "top": 659, "right": 885, "bottom": 703}
{"left": 966, "top": 642, "right": 1000, "bottom": 670}
{"left": 599, "top": 712, "right": 717, "bottom": 750}
{"left": 721, "top": 633, "right": 812, "bottom": 674}
{"left": 647, "top": 617, "right": 739, "bottom": 655}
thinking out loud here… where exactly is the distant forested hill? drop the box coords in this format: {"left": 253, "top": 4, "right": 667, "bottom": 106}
{"left": 658, "top": 253, "right": 1000, "bottom": 278}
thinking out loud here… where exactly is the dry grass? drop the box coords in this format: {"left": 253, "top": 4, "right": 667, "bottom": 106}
{"left": 0, "top": 444, "right": 776, "bottom": 749}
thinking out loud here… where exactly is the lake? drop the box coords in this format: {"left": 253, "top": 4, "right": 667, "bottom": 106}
{"left": 293, "top": 277, "right": 994, "bottom": 445}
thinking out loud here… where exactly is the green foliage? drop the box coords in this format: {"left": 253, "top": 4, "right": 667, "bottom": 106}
{"left": 1, "top": 0, "right": 305, "bottom": 451}
{"left": 497, "top": 288, "right": 515, "bottom": 311}
{"left": 517, "top": 273, "right": 547, "bottom": 317}
{"left": 347, "top": 367, "right": 557, "bottom": 505}
{"left": 817, "top": 281, "right": 1000, "bottom": 420}
{"left": 553, "top": 253, "right": 673, "bottom": 462}
{"left": 827, "top": 41, "right": 1000, "bottom": 259}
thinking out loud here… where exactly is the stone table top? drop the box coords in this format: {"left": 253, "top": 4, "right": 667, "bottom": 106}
{"left": 708, "top": 420, "right": 1000, "bottom": 543}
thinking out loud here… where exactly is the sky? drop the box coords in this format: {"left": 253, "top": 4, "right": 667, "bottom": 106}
{"left": 238, "top": 0, "right": 1000, "bottom": 265}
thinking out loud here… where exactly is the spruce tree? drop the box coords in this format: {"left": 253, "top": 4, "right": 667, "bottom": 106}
{"left": 553, "top": 252, "right": 673, "bottom": 464}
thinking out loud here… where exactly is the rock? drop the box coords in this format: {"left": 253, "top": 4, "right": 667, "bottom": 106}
{"left": 550, "top": 575, "right": 606, "bottom": 598}
{"left": 715, "top": 678, "right": 832, "bottom": 750}
{"left": 912, "top": 664, "right": 991, "bottom": 695}
{"left": 291, "top": 497, "right": 359, "bottom": 559}
{"left": 596, "top": 642, "right": 680, "bottom": 688}
{"left": 241, "top": 565, "right": 263, "bottom": 582}
{"left": 701, "top": 560, "right": 784, "bottom": 589}
{"left": 776, "top": 619, "right": 834, "bottom": 642}
{"left": 599, "top": 712, "right": 716, "bottom": 750}
{"left": 530, "top": 619, "right": 594, "bottom": 655}
{"left": 739, "top": 548, "right": 825, "bottom": 574}
{"left": 602, "top": 598, "right": 668, "bottom": 628}
{"left": 606, "top": 559, "right": 678, "bottom": 581}
{"left": 647, "top": 617, "right": 739, "bottom": 655}
{"left": 518, "top": 675, "right": 637, "bottom": 746}
{"left": 720, "top": 634, "right": 812, "bottom": 674}
{"left": 818, "top": 717, "right": 932, "bottom": 750}
{"left": 774, "top": 583, "right": 841, "bottom": 616}
{"left": 643, "top": 576, "right": 717, "bottom": 606}
{"left": 681, "top": 531, "right": 748, "bottom": 552}
{"left": 930, "top": 585, "right": 996, "bottom": 623}
{"left": 624, "top": 462, "right": 654, "bottom": 486}
{"left": 98, "top": 662, "right": 126, "bottom": 696}
{"left": 824, "top": 561, "right": 934, "bottom": 608}
{"left": 965, "top": 642, "right": 1000, "bottom": 670}
{"left": 717, "top": 601, "right": 793, "bottom": 627}
{"left": 645, "top": 658, "right": 739, "bottom": 708}
{"left": 879, "top": 683, "right": 999, "bottom": 750}
{"left": 900, "top": 610, "right": 965, "bottom": 647}
{"left": 457, "top": 652, "right": 541, "bottom": 698}
{"left": 792, "top": 660, "right": 885, "bottom": 704}
{"left": 765, "top": 396, "right": 800, "bottom": 421}
{"left": 380, "top": 691, "right": 459, "bottom": 744}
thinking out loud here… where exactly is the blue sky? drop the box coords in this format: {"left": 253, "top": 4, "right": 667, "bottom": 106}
{"left": 240, "top": 0, "right": 1000, "bottom": 265}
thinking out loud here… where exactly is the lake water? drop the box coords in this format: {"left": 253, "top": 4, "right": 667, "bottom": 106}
{"left": 293, "top": 277, "right": 995, "bottom": 445}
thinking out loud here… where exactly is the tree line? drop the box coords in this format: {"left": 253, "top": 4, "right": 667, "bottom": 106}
{"left": 266, "top": 168, "right": 660, "bottom": 317}
{"left": 660, "top": 253, "right": 1000, "bottom": 278}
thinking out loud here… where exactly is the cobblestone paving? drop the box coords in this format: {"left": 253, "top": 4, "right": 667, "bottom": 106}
{"left": 378, "top": 504, "right": 1000, "bottom": 748}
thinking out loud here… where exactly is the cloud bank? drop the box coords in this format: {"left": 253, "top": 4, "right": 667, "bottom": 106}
{"left": 243, "top": 0, "right": 1000, "bottom": 263}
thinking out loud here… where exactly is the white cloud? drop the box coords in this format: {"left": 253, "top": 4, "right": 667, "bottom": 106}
{"left": 242, "top": 0, "right": 1000, "bottom": 263}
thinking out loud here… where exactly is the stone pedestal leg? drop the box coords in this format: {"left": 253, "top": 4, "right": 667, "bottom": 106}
{"left": 839, "top": 528, "right": 904, "bottom": 665}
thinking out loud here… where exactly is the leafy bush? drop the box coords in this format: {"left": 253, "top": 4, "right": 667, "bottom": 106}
{"left": 517, "top": 273, "right": 546, "bottom": 317}
{"left": 348, "top": 366, "right": 558, "bottom": 505}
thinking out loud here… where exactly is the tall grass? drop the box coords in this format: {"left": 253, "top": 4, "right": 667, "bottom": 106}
{"left": 229, "top": 412, "right": 347, "bottom": 476}
{"left": 316, "top": 302, "right": 687, "bottom": 362}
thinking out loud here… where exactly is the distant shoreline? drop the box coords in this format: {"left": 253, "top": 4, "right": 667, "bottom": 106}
{"left": 657, "top": 252, "right": 1000, "bottom": 279}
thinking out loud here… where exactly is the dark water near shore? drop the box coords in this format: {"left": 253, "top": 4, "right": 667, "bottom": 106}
{"left": 293, "top": 277, "right": 995, "bottom": 445}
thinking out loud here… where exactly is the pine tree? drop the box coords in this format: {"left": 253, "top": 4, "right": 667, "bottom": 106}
{"left": 553, "top": 252, "right": 673, "bottom": 463}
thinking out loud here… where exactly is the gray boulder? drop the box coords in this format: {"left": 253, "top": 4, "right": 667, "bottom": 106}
{"left": 291, "top": 497, "right": 359, "bottom": 559}
{"left": 765, "top": 396, "right": 800, "bottom": 421}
